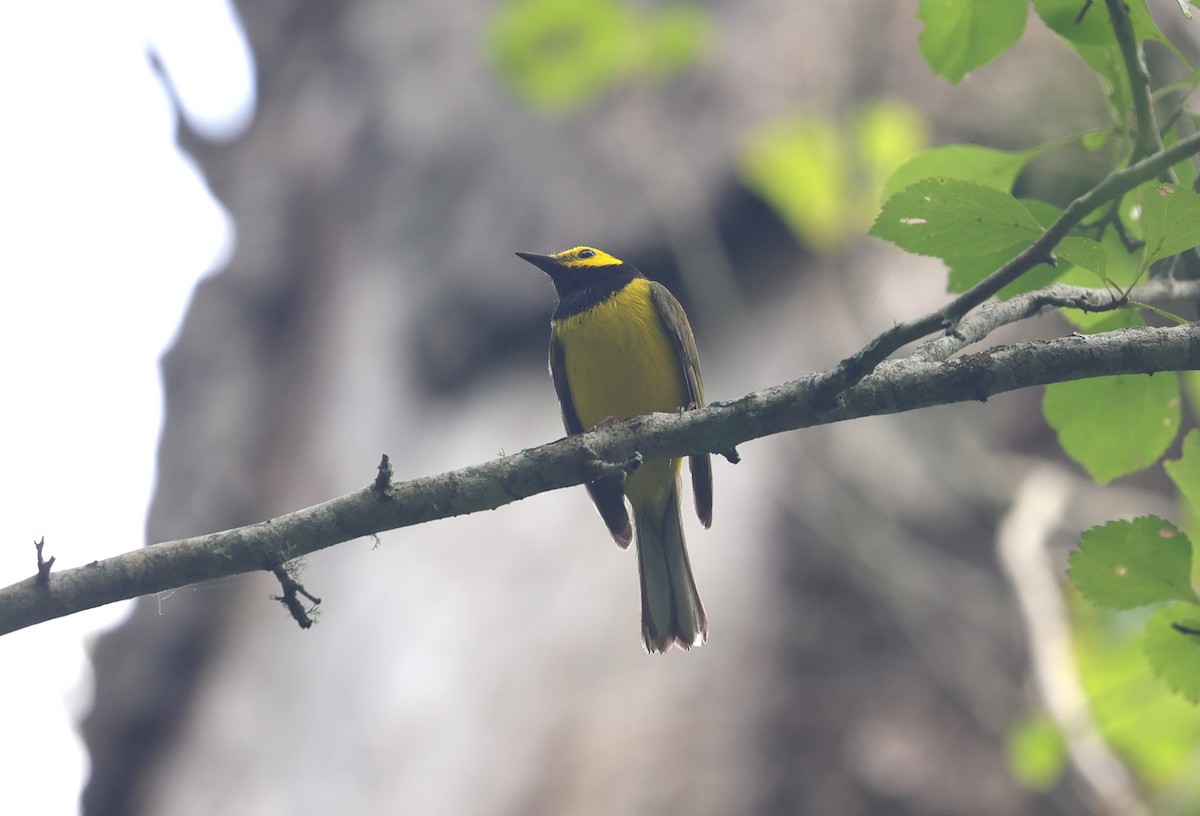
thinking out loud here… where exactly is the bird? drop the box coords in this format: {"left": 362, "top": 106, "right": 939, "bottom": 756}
{"left": 516, "top": 246, "right": 712, "bottom": 653}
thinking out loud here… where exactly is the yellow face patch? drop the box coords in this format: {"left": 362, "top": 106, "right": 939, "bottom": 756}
{"left": 553, "top": 246, "right": 625, "bottom": 268}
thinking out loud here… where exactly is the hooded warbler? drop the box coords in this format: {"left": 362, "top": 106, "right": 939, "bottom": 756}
{"left": 517, "top": 246, "right": 712, "bottom": 653}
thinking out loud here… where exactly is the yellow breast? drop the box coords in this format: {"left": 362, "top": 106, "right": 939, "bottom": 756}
{"left": 553, "top": 277, "right": 688, "bottom": 430}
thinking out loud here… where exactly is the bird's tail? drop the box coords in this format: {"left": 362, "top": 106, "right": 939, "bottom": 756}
{"left": 635, "top": 488, "right": 707, "bottom": 653}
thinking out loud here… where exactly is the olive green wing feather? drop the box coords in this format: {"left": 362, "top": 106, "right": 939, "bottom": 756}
{"left": 649, "top": 282, "right": 713, "bottom": 528}
{"left": 550, "top": 332, "right": 634, "bottom": 548}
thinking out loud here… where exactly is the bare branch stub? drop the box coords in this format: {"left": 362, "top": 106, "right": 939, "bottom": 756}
{"left": 373, "top": 454, "right": 395, "bottom": 497}
{"left": 34, "top": 538, "right": 54, "bottom": 586}
{"left": 269, "top": 562, "right": 322, "bottom": 630}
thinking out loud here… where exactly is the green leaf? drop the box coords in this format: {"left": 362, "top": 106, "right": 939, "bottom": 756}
{"left": 1072, "top": 598, "right": 1200, "bottom": 780}
{"left": 1056, "top": 236, "right": 1107, "bottom": 280}
{"left": 881, "top": 144, "right": 1042, "bottom": 204}
{"left": 1163, "top": 122, "right": 1199, "bottom": 193}
{"left": 1038, "top": 233, "right": 1118, "bottom": 328}
{"left": 856, "top": 100, "right": 929, "bottom": 210}
{"left": 487, "top": 0, "right": 709, "bottom": 113}
{"left": 1058, "top": 304, "right": 1144, "bottom": 334}
{"left": 1145, "top": 603, "right": 1200, "bottom": 702}
{"left": 1005, "top": 715, "right": 1067, "bottom": 791}
{"left": 1184, "top": 371, "right": 1200, "bottom": 422}
{"left": 488, "top": 0, "right": 636, "bottom": 111}
{"left": 1164, "top": 430, "right": 1200, "bottom": 602}
{"left": 1166, "top": 430, "right": 1200, "bottom": 516}
{"left": 1090, "top": 226, "right": 1142, "bottom": 289}
{"left": 1043, "top": 373, "right": 1181, "bottom": 484}
{"left": 1033, "top": 0, "right": 1125, "bottom": 112}
{"left": 1137, "top": 183, "right": 1200, "bottom": 272}
{"left": 1069, "top": 517, "right": 1195, "bottom": 609}
{"left": 953, "top": 233, "right": 1098, "bottom": 310}
{"left": 741, "top": 114, "right": 850, "bottom": 253}
{"left": 1033, "top": 0, "right": 1115, "bottom": 45}
{"left": 1074, "top": 42, "right": 1133, "bottom": 117}
{"left": 742, "top": 104, "right": 927, "bottom": 253}
{"left": 946, "top": 243, "right": 1060, "bottom": 296}
{"left": 1181, "top": 485, "right": 1200, "bottom": 601}
{"left": 1057, "top": 230, "right": 1144, "bottom": 331}
{"left": 944, "top": 200, "right": 1063, "bottom": 297}
{"left": 871, "top": 178, "right": 1043, "bottom": 258}
{"left": 1034, "top": 0, "right": 1169, "bottom": 48}
{"left": 1129, "top": 0, "right": 1175, "bottom": 45}
{"left": 641, "top": 6, "right": 710, "bottom": 75}
{"left": 1033, "top": 0, "right": 1178, "bottom": 115}
{"left": 917, "top": 0, "right": 1027, "bottom": 84}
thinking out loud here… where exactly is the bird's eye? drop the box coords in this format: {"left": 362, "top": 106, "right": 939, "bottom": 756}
{"left": 578, "top": 249, "right": 596, "bottom": 259}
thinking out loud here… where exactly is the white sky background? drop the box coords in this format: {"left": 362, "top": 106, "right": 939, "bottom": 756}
{"left": 0, "top": 1, "right": 253, "bottom": 812}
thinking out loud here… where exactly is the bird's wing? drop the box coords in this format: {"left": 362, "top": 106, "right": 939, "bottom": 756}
{"left": 550, "top": 332, "right": 633, "bottom": 547}
{"left": 549, "top": 331, "right": 584, "bottom": 436}
{"left": 649, "top": 282, "right": 713, "bottom": 528}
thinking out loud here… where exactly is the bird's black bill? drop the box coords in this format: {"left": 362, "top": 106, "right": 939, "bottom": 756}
{"left": 515, "top": 251, "right": 562, "bottom": 276}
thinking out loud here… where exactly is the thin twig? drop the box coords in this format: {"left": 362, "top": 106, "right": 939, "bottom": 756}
{"left": 1083, "top": 199, "right": 1141, "bottom": 253}
{"left": 270, "top": 562, "right": 321, "bottom": 630}
{"left": 1105, "top": 0, "right": 1163, "bottom": 161}
{"left": 810, "top": 131, "right": 1200, "bottom": 408}
{"left": 912, "top": 277, "right": 1200, "bottom": 363}
{"left": 1103, "top": 0, "right": 1200, "bottom": 285}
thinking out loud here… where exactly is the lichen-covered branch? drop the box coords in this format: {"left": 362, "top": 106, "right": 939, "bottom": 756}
{"left": 4, "top": 318, "right": 1200, "bottom": 637}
